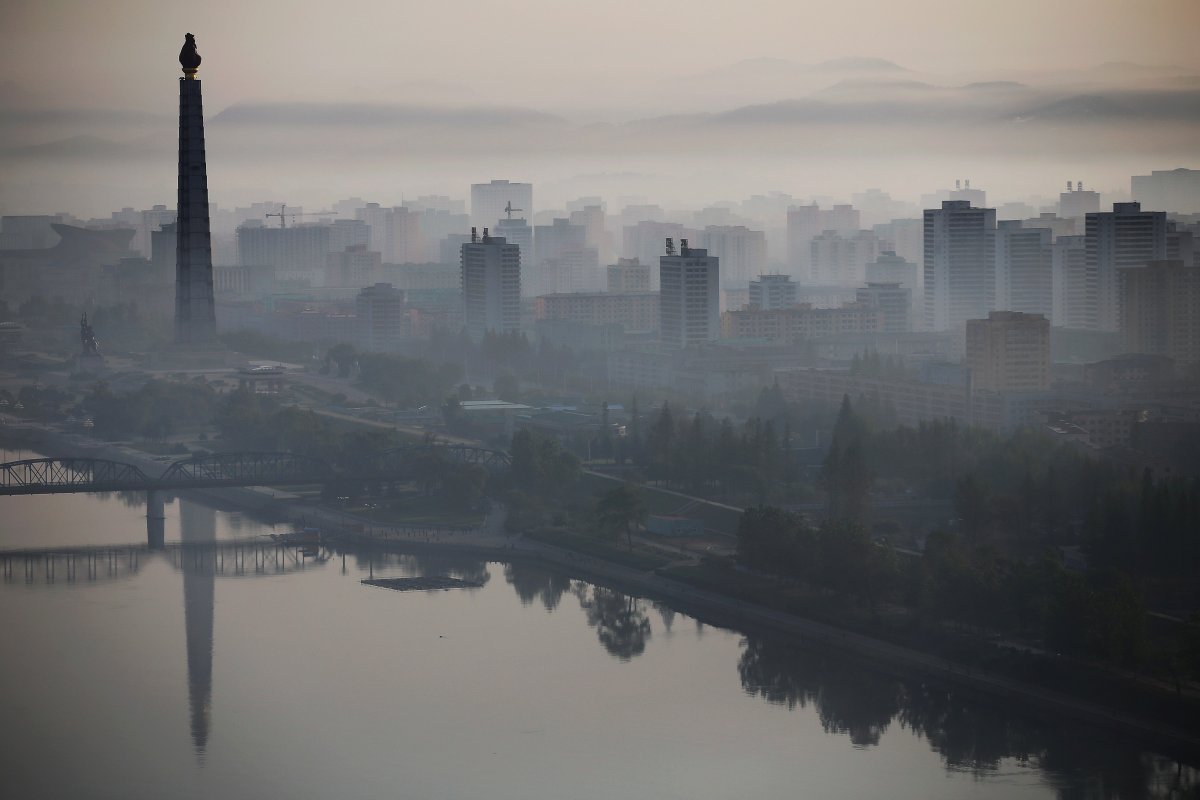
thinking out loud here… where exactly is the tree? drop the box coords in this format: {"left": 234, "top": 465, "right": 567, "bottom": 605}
{"left": 494, "top": 372, "right": 520, "bottom": 402}
{"left": 597, "top": 483, "right": 647, "bottom": 550}
{"left": 326, "top": 342, "right": 358, "bottom": 378}
{"left": 822, "top": 396, "right": 872, "bottom": 523}
{"left": 441, "top": 463, "right": 488, "bottom": 510}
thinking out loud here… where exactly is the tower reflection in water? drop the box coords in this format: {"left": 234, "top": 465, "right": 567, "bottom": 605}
{"left": 179, "top": 499, "right": 215, "bottom": 756}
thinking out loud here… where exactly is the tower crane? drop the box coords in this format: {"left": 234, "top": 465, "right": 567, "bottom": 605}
{"left": 503, "top": 201, "right": 523, "bottom": 220}
{"left": 264, "top": 204, "right": 339, "bottom": 229}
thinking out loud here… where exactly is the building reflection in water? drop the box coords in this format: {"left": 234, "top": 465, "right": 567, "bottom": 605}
{"left": 179, "top": 499, "right": 215, "bottom": 757}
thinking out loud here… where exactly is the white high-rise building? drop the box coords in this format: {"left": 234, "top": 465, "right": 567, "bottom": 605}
{"left": 810, "top": 230, "right": 883, "bottom": 287}
{"left": 534, "top": 218, "right": 598, "bottom": 294}
{"left": 1059, "top": 181, "right": 1101, "bottom": 219}
{"left": 700, "top": 225, "right": 766, "bottom": 290}
{"left": 471, "top": 180, "right": 533, "bottom": 230}
{"left": 1132, "top": 168, "right": 1200, "bottom": 214}
{"left": 924, "top": 200, "right": 997, "bottom": 332}
{"left": 659, "top": 240, "right": 720, "bottom": 348}
{"left": 355, "top": 204, "right": 423, "bottom": 264}
{"left": 461, "top": 231, "right": 521, "bottom": 340}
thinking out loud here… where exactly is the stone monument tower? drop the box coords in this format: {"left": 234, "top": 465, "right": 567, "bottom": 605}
{"left": 174, "top": 33, "right": 217, "bottom": 344}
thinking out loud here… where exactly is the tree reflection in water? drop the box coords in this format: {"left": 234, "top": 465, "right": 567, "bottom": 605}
{"left": 503, "top": 562, "right": 572, "bottom": 611}
{"left": 572, "top": 584, "right": 652, "bottom": 661}
{"left": 495, "top": 566, "right": 1200, "bottom": 796}
{"left": 738, "top": 636, "right": 1200, "bottom": 798}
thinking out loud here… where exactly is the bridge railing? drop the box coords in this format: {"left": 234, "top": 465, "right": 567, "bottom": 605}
{"left": 0, "top": 457, "right": 154, "bottom": 494}
{"left": 0, "top": 445, "right": 511, "bottom": 495}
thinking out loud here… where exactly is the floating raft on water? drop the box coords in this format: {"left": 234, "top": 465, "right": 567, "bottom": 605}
{"left": 362, "top": 576, "right": 483, "bottom": 592}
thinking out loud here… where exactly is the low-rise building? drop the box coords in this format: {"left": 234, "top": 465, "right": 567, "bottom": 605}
{"left": 721, "top": 303, "right": 881, "bottom": 343}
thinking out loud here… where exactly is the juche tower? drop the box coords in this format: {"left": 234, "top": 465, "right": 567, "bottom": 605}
{"left": 174, "top": 33, "right": 217, "bottom": 344}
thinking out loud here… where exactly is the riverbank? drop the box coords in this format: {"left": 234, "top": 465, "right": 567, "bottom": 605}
{"left": 4, "top": 420, "right": 1199, "bottom": 762}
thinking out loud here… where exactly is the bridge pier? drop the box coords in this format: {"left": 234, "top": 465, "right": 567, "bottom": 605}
{"left": 147, "top": 490, "right": 166, "bottom": 550}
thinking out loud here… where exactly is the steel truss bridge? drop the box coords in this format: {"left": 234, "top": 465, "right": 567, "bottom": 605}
{"left": 0, "top": 444, "right": 511, "bottom": 496}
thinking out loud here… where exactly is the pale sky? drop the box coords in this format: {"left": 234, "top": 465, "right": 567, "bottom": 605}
{"left": 2, "top": 0, "right": 1198, "bottom": 215}
{"left": 3, "top": 0, "right": 1199, "bottom": 113}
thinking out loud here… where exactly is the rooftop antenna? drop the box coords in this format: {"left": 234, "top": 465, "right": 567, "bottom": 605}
{"left": 503, "top": 200, "right": 523, "bottom": 220}
{"left": 665, "top": 237, "right": 675, "bottom": 256}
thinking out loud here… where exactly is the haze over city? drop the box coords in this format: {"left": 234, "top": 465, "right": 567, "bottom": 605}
{"left": 2, "top": 2, "right": 1200, "bottom": 798}
{"left": 3, "top": 0, "right": 1200, "bottom": 214}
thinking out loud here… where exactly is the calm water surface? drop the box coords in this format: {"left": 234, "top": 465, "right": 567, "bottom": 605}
{"left": 0, "top": 462, "right": 1197, "bottom": 799}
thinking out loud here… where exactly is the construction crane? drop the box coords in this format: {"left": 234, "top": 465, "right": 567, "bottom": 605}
{"left": 503, "top": 200, "right": 523, "bottom": 220}
{"left": 264, "top": 204, "right": 339, "bottom": 229}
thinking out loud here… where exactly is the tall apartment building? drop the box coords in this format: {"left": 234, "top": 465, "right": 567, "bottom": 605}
{"left": 924, "top": 200, "right": 997, "bottom": 332}
{"left": 355, "top": 204, "right": 422, "bottom": 264}
{"left": 1052, "top": 235, "right": 1092, "bottom": 329}
{"left": 1059, "top": 181, "right": 1101, "bottom": 219}
{"left": 623, "top": 221, "right": 695, "bottom": 288}
{"left": 569, "top": 204, "right": 610, "bottom": 263}
{"left": 965, "top": 311, "right": 1050, "bottom": 393}
{"left": 530, "top": 218, "right": 598, "bottom": 295}
{"left": 866, "top": 250, "right": 920, "bottom": 290}
{"left": 1085, "top": 202, "right": 1168, "bottom": 332}
{"left": 607, "top": 258, "right": 651, "bottom": 293}
{"left": 461, "top": 231, "right": 521, "bottom": 340}
{"left": 856, "top": 282, "right": 912, "bottom": 333}
{"left": 329, "top": 218, "right": 371, "bottom": 256}
{"left": 873, "top": 218, "right": 924, "bottom": 270}
{"left": 355, "top": 282, "right": 407, "bottom": 352}
{"left": 995, "top": 221, "right": 1053, "bottom": 318}
{"left": 326, "top": 244, "right": 382, "bottom": 288}
{"left": 749, "top": 274, "right": 797, "bottom": 309}
{"left": 659, "top": 241, "right": 720, "bottom": 348}
{"left": 699, "top": 225, "right": 767, "bottom": 289}
{"left": 494, "top": 216, "right": 533, "bottom": 271}
{"left": 786, "top": 203, "right": 861, "bottom": 274}
{"left": 810, "top": 230, "right": 882, "bottom": 286}
{"left": 1119, "top": 259, "right": 1200, "bottom": 367}
{"left": 471, "top": 180, "right": 533, "bottom": 230}
{"left": 236, "top": 223, "right": 331, "bottom": 286}
{"left": 1132, "top": 168, "right": 1200, "bottom": 214}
